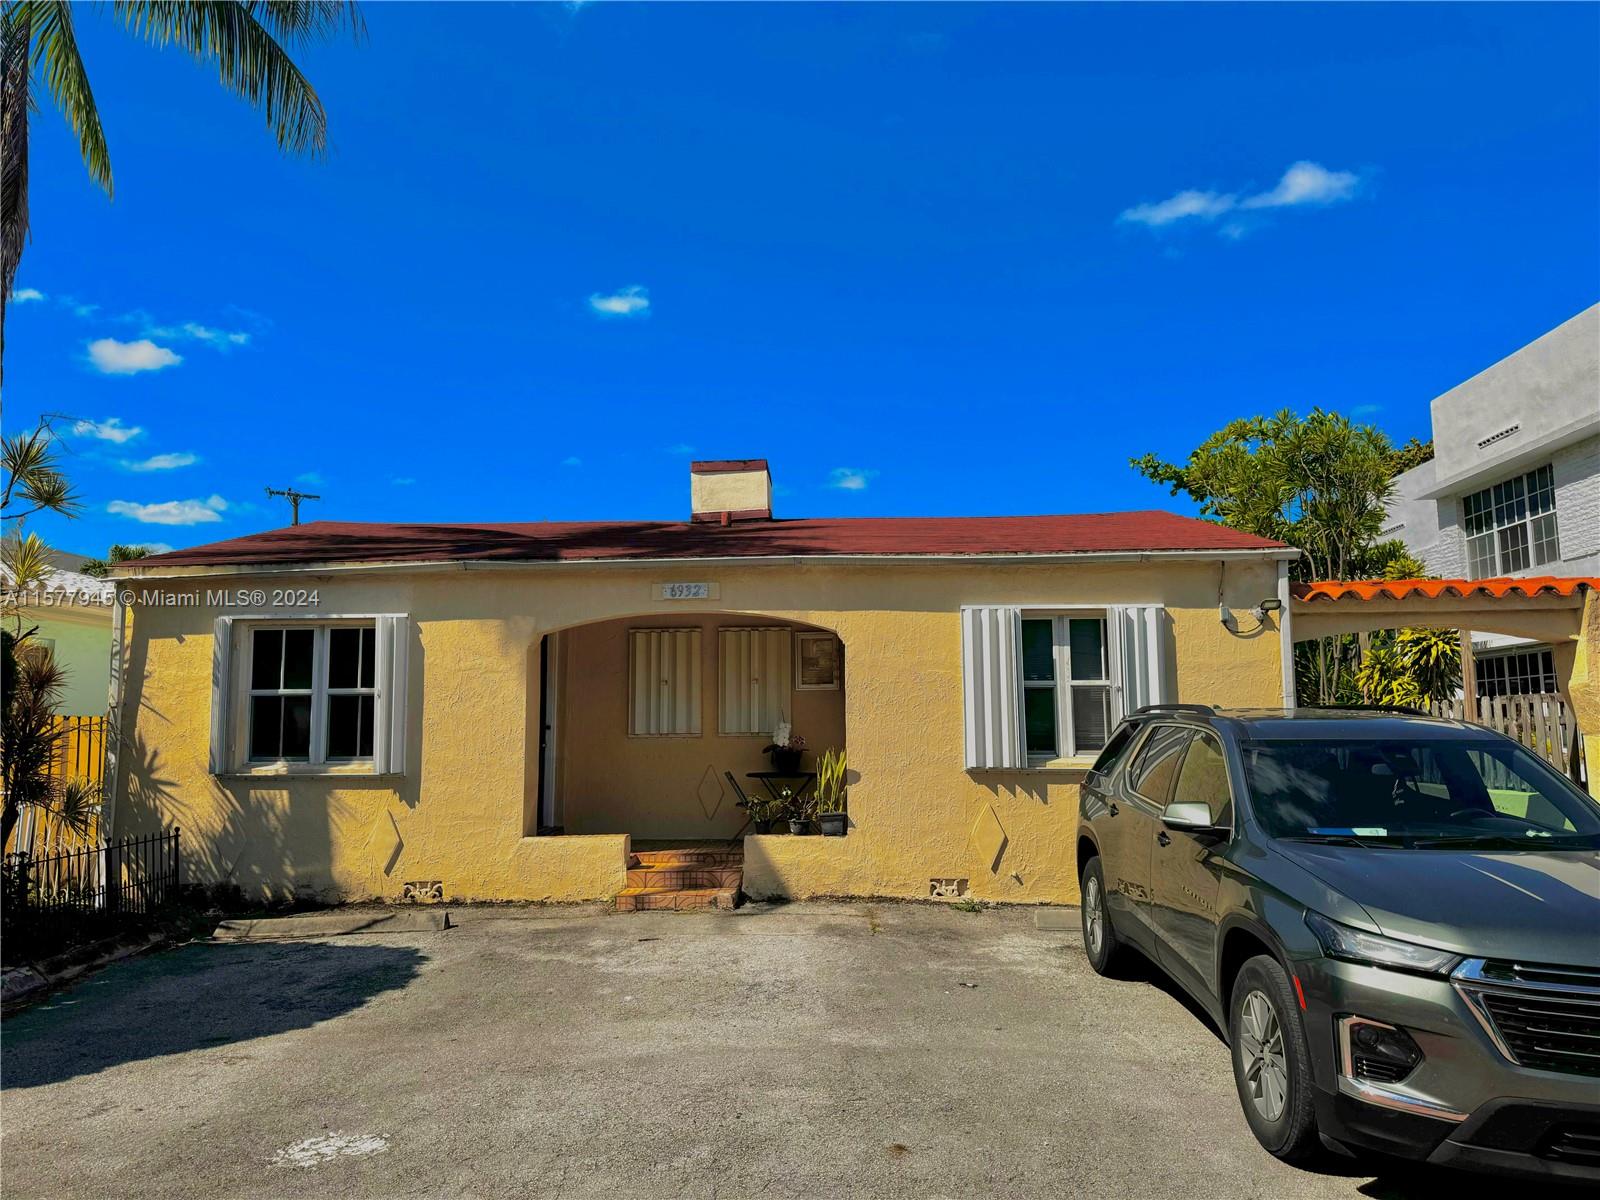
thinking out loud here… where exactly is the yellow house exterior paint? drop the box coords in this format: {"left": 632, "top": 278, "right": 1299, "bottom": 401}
{"left": 108, "top": 462, "right": 1296, "bottom": 907}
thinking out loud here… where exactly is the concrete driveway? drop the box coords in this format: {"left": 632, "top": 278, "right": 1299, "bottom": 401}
{"left": 0, "top": 903, "right": 1524, "bottom": 1199}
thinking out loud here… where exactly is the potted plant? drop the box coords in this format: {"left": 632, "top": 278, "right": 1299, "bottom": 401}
{"left": 786, "top": 787, "right": 817, "bottom": 836}
{"left": 815, "top": 748, "right": 848, "bottom": 837}
{"left": 736, "top": 787, "right": 787, "bottom": 835}
{"left": 763, "top": 721, "right": 807, "bottom": 774}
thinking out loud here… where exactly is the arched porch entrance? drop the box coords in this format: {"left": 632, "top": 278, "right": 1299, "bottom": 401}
{"left": 528, "top": 612, "right": 847, "bottom": 841}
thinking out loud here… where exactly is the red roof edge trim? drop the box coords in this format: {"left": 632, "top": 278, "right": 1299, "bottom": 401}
{"left": 1292, "top": 576, "right": 1600, "bottom": 603}
{"left": 690, "top": 459, "right": 769, "bottom": 474}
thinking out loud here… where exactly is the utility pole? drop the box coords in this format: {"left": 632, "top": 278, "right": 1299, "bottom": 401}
{"left": 265, "top": 486, "right": 321, "bottom": 525}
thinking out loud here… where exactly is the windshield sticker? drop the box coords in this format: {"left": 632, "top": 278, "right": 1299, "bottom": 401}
{"left": 1309, "top": 827, "right": 1388, "bottom": 837}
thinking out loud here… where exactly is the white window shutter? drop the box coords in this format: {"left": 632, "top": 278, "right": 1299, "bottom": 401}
{"left": 629, "top": 629, "right": 702, "bottom": 736}
{"left": 718, "top": 627, "right": 792, "bottom": 735}
{"left": 208, "top": 617, "right": 234, "bottom": 774}
{"left": 961, "top": 606, "right": 1024, "bottom": 769}
{"left": 375, "top": 615, "right": 411, "bottom": 773}
{"left": 1110, "top": 605, "right": 1170, "bottom": 719}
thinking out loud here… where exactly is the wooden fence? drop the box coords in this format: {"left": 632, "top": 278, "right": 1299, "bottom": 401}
{"left": 1428, "top": 692, "right": 1586, "bottom": 785}
{"left": 3, "top": 714, "right": 107, "bottom": 857}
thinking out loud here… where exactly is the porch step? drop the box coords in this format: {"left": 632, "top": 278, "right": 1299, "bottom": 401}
{"left": 625, "top": 864, "right": 743, "bottom": 889}
{"left": 617, "top": 845, "right": 743, "bottom": 912}
{"left": 615, "top": 886, "right": 739, "bottom": 912}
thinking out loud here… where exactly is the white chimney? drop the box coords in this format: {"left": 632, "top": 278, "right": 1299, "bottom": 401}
{"left": 690, "top": 459, "right": 772, "bottom": 523}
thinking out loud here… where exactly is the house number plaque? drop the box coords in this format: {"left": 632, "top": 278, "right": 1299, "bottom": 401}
{"left": 656, "top": 582, "right": 718, "bottom": 601}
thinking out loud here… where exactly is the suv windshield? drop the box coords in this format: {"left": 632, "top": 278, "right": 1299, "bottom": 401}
{"left": 1241, "top": 737, "right": 1600, "bottom": 848}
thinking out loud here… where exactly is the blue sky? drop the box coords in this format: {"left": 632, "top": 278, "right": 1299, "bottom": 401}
{"left": 7, "top": 2, "right": 1598, "bottom": 556}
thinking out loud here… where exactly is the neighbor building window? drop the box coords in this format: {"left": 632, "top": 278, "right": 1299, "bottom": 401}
{"left": 1476, "top": 648, "right": 1556, "bottom": 698}
{"left": 1021, "top": 614, "right": 1112, "bottom": 761}
{"left": 247, "top": 623, "right": 377, "bottom": 763}
{"left": 1461, "top": 464, "right": 1559, "bottom": 578}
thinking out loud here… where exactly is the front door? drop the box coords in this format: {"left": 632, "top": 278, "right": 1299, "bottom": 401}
{"left": 1151, "top": 730, "right": 1235, "bottom": 1004}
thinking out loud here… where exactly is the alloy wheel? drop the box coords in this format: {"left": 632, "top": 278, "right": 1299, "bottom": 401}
{"left": 1239, "top": 990, "right": 1288, "bottom": 1122}
{"left": 1083, "top": 875, "right": 1104, "bottom": 958}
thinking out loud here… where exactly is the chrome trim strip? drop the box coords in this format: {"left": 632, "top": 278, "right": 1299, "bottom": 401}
{"left": 1335, "top": 1077, "right": 1468, "bottom": 1123}
{"left": 1454, "top": 957, "right": 1600, "bottom": 998}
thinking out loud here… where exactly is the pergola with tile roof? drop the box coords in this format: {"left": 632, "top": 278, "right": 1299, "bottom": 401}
{"left": 1288, "top": 576, "right": 1600, "bottom": 795}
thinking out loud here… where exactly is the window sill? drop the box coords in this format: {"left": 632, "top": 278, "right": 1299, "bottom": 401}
{"left": 219, "top": 763, "right": 395, "bottom": 779}
{"left": 1025, "top": 757, "right": 1098, "bottom": 772}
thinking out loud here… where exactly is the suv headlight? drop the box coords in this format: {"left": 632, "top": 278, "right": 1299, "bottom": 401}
{"left": 1305, "top": 911, "right": 1461, "bottom": 975}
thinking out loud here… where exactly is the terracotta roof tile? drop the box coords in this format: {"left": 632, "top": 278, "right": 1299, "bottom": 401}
{"left": 131, "top": 511, "right": 1289, "bottom": 570}
{"left": 1292, "top": 576, "right": 1600, "bottom": 603}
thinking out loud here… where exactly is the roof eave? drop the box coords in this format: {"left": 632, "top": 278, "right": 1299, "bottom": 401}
{"left": 112, "top": 545, "right": 1298, "bottom": 581}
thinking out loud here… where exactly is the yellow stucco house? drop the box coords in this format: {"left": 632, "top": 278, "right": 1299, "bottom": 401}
{"left": 107, "top": 460, "right": 1296, "bottom": 907}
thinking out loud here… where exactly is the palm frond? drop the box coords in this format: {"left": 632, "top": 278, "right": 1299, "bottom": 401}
{"left": 115, "top": 1, "right": 334, "bottom": 156}
{"left": 28, "top": 0, "right": 113, "bottom": 192}
{"left": 1, "top": 0, "right": 33, "bottom": 345}
{"left": 248, "top": 2, "right": 364, "bottom": 47}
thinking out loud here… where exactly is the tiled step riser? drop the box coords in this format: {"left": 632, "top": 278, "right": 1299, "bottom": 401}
{"left": 631, "top": 850, "right": 743, "bottom": 868}
{"left": 615, "top": 888, "right": 738, "bottom": 912}
{"left": 625, "top": 867, "right": 742, "bottom": 889}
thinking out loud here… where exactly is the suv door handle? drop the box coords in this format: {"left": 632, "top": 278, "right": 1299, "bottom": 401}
{"left": 1157, "top": 831, "right": 1171, "bottom": 847}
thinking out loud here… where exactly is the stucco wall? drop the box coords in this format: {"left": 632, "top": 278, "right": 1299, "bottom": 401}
{"left": 556, "top": 614, "right": 846, "bottom": 838}
{"left": 24, "top": 608, "right": 111, "bottom": 716}
{"left": 113, "top": 556, "right": 1285, "bottom": 905}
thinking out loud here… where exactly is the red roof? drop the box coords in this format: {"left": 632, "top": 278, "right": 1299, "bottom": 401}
{"left": 132, "top": 511, "right": 1289, "bottom": 569}
{"left": 1293, "top": 576, "right": 1600, "bottom": 603}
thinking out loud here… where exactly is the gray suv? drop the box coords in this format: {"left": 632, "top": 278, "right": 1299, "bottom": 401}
{"left": 1076, "top": 705, "right": 1600, "bottom": 1182}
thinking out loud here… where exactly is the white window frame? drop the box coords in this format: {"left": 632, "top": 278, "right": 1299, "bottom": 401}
{"left": 233, "top": 619, "right": 379, "bottom": 769}
{"left": 1461, "top": 463, "right": 1560, "bottom": 578}
{"left": 1020, "top": 610, "right": 1112, "bottom": 764}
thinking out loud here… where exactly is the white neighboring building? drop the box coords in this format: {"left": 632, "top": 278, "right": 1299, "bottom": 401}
{"left": 1386, "top": 304, "right": 1600, "bottom": 695}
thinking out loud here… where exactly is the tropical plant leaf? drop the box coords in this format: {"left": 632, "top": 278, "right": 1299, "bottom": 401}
{"left": 114, "top": 1, "right": 336, "bottom": 156}
{"left": 28, "top": 0, "right": 112, "bottom": 191}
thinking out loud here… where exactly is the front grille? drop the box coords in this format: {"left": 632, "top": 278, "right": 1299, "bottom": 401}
{"left": 1542, "top": 1125, "right": 1600, "bottom": 1167}
{"left": 1456, "top": 958, "right": 1600, "bottom": 1080}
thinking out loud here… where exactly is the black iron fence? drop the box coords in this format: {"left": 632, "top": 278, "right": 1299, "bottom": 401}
{"left": 2, "top": 829, "right": 181, "bottom": 921}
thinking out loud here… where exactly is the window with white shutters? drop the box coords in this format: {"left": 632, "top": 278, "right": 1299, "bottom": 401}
{"left": 718, "top": 627, "right": 793, "bottom": 735}
{"left": 628, "top": 628, "right": 702, "bottom": 736}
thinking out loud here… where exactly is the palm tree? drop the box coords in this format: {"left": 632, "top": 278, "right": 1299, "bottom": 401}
{"left": 0, "top": 2, "right": 363, "bottom": 375}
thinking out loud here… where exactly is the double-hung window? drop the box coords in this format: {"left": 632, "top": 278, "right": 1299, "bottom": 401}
{"left": 245, "top": 622, "right": 378, "bottom": 764}
{"left": 1020, "top": 614, "right": 1113, "bottom": 762}
{"left": 1461, "top": 464, "right": 1559, "bottom": 578}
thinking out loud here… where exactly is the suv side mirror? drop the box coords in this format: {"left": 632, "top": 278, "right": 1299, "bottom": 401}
{"left": 1162, "top": 801, "right": 1215, "bottom": 831}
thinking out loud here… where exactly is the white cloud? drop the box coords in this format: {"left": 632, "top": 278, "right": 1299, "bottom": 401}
{"left": 1119, "top": 161, "right": 1361, "bottom": 233}
{"left": 295, "top": 472, "right": 325, "bottom": 486}
{"left": 87, "top": 338, "right": 182, "bottom": 375}
{"left": 72, "top": 417, "right": 145, "bottom": 444}
{"left": 562, "top": 455, "right": 582, "bottom": 467}
{"left": 829, "top": 467, "right": 878, "bottom": 491}
{"left": 1351, "top": 403, "right": 1383, "bottom": 416}
{"left": 131, "top": 542, "right": 175, "bottom": 555}
{"left": 665, "top": 443, "right": 696, "bottom": 455}
{"left": 107, "top": 495, "right": 228, "bottom": 526}
{"left": 10, "top": 287, "right": 44, "bottom": 303}
{"left": 391, "top": 476, "right": 416, "bottom": 486}
{"left": 588, "top": 285, "right": 650, "bottom": 317}
{"left": 122, "top": 452, "right": 198, "bottom": 472}
{"left": 1119, "top": 189, "right": 1237, "bottom": 228}
{"left": 145, "top": 321, "right": 251, "bottom": 348}
{"left": 1241, "top": 161, "right": 1359, "bottom": 210}
{"left": 61, "top": 295, "right": 99, "bottom": 318}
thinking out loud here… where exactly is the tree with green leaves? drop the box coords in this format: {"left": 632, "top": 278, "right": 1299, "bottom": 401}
{"left": 0, "top": 1, "right": 364, "bottom": 375}
{"left": 2, "top": 418, "right": 97, "bottom": 847}
{"left": 79, "top": 542, "right": 152, "bottom": 578}
{"left": 1132, "top": 409, "right": 1437, "bottom": 704}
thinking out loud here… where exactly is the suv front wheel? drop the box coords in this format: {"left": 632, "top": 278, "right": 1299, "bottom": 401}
{"left": 1229, "top": 955, "right": 1320, "bottom": 1163}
